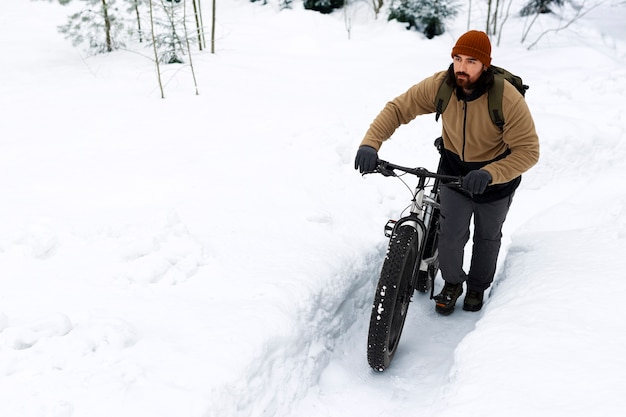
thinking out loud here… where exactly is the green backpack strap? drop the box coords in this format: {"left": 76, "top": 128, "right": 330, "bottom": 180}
{"left": 434, "top": 81, "right": 454, "bottom": 122}
{"left": 488, "top": 75, "right": 505, "bottom": 130}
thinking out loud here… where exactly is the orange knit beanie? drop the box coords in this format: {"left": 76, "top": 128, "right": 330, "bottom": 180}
{"left": 451, "top": 30, "right": 492, "bottom": 67}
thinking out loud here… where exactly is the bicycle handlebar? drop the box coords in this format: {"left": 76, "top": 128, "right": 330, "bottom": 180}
{"left": 373, "top": 159, "right": 462, "bottom": 185}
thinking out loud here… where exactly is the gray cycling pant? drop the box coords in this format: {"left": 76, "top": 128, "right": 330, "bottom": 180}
{"left": 437, "top": 186, "right": 513, "bottom": 291}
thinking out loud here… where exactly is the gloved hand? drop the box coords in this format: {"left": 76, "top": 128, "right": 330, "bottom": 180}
{"left": 354, "top": 145, "right": 378, "bottom": 174}
{"left": 462, "top": 170, "right": 492, "bottom": 194}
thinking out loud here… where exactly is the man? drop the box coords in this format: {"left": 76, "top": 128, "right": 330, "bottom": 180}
{"left": 354, "top": 30, "right": 539, "bottom": 315}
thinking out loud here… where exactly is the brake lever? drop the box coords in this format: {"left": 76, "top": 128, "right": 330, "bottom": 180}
{"left": 378, "top": 166, "right": 397, "bottom": 177}
{"left": 372, "top": 160, "right": 396, "bottom": 177}
{"left": 442, "top": 177, "right": 473, "bottom": 198}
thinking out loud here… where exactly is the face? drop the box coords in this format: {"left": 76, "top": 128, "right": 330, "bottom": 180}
{"left": 453, "top": 54, "right": 486, "bottom": 90}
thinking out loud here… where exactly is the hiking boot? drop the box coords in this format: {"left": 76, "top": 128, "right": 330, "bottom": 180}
{"left": 434, "top": 282, "right": 463, "bottom": 315}
{"left": 463, "top": 289, "right": 484, "bottom": 312}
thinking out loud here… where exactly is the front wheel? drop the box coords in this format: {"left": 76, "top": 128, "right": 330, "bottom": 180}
{"left": 367, "top": 225, "right": 420, "bottom": 371}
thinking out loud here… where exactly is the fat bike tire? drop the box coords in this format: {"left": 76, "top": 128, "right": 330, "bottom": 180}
{"left": 367, "top": 225, "right": 420, "bottom": 372}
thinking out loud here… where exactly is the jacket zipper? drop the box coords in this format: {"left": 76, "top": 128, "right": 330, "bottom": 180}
{"left": 461, "top": 100, "right": 468, "bottom": 161}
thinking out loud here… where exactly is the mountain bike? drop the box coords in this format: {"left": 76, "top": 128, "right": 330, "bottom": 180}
{"left": 364, "top": 140, "right": 462, "bottom": 372}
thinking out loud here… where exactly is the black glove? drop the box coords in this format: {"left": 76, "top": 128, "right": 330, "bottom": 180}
{"left": 354, "top": 145, "right": 378, "bottom": 174}
{"left": 462, "top": 170, "right": 492, "bottom": 194}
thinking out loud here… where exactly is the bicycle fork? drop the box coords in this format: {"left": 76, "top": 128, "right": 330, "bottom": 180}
{"left": 419, "top": 180, "right": 442, "bottom": 298}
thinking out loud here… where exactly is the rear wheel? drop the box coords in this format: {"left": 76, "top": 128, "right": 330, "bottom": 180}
{"left": 367, "top": 225, "right": 420, "bottom": 371}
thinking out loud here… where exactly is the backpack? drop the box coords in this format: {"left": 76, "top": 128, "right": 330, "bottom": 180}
{"left": 434, "top": 65, "right": 528, "bottom": 130}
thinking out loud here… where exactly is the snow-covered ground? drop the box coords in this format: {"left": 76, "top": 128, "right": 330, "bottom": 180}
{"left": 1, "top": 1, "right": 625, "bottom": 416}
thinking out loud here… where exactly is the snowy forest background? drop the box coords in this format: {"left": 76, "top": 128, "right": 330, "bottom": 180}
{"left": 45, "top": 0, "right": 611, "bottom": 66}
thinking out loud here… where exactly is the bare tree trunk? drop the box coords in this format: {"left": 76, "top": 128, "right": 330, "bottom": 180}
{"left": 496, "top": 0, "right": 514, "bottom": 46}
{"left": 467, "top": 0, "right": 472, "bottom": 31}
{"left": 492, "top": 0, "right": 500, "bottom": 35}
{"left": 486, "top": 0, "right": 492, "bottom": 34}
{"left": 198, "top": 0, "right": 206, "bottom": 48}
{"left": 149, "top": 0, "right": 165, "bottom": 98}
{"left": 183, "top": 0, "right": 200, "bottom": 95}
{"left": 192, "top": 0, "right": 203, "bottom": 51}
{"left": 211, "top": 0, "right": 216, "bottom": 54}
{"left": 101, "top": 0, "right": 113, "bottom": 52}
{"left": 344, "top": 0, "right": 352, "bottom": 40}
{"left": 134, "top": 0, "right": 143, "bottom": 43}
{"left": 372, "top": 0, "right": 383, "bottom": 18}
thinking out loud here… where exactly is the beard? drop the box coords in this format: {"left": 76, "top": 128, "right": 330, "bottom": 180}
{"left": 455, "top": 72, "right": 477, "bottom": 90}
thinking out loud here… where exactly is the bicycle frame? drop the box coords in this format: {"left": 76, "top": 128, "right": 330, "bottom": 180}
{"left": 384, "top": 172, "right": 433, "bottom": 235}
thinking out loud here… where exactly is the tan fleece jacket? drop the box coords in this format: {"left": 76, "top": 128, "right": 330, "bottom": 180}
{"left": 360, "top": 71, "right": 539, "bottom": 185}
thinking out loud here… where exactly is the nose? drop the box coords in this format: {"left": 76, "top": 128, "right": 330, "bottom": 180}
{"left": 458, "top": 59, "right": 468, "bottom": 73}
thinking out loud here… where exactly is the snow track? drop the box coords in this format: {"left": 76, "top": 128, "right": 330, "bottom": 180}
{"left": 203, "top": 238, "right": 485, "bottom": 417}
{"left": 293, "top": 266, "right": 483, "bottom": 416}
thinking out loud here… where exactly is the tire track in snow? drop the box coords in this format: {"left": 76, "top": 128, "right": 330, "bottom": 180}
{"left": 293, "top": 266, "right": 483, "bottom": 416}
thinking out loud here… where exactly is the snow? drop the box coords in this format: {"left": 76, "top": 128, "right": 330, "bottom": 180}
{"left": 1, "top": 0, "right": 626, "bottom": 416}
